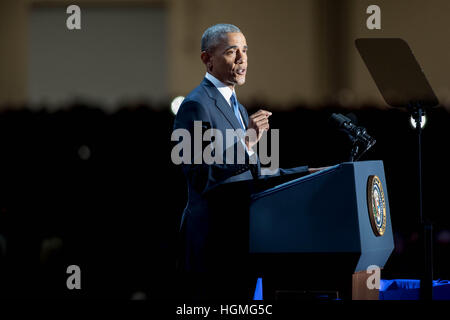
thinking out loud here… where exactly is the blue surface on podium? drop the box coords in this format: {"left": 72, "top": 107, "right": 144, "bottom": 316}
{"left": 249, "top": 161, "right": 394, "bottom": 273}
{"left": 380, "top": 279, "right": 450, "bottom": 300}
{"left": 252, "top": 278, "right": 450, "bottom": 300}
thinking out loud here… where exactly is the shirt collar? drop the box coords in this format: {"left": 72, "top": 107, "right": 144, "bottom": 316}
{"left": 205, "top": 72, "right": 235, "bottom": 106}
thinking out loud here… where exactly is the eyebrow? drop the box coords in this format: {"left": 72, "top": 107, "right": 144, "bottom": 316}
{"left": 223, "top": 45, "right": 248, "bottom": 52}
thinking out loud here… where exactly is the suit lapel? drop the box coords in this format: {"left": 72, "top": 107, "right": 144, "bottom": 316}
{"left": 201, "top": 78, "right": 245, "bottom": 130}
{"left": 238, "top": 103, "right": 249, "bottom": 129}
{"left": 201, "top": 78, "right": 260, "bottom": 175}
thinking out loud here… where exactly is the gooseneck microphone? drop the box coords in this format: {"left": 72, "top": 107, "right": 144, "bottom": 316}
{"left": 329, "top": 113, "right": 376, "bottom": 161}
{"left": 329, "top": 113, "right": 376, "bottom": 148}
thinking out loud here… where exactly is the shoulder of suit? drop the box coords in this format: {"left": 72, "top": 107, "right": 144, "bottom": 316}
{"left": 181, "top": 83, "right": 215, "bottom": 108}
{"left": 183, "top": 80, "right": 210, "bottom": 99}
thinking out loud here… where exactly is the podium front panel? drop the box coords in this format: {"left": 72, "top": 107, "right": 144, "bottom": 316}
{"left": 249, "top": 161, "right": 394, "bottom": 273}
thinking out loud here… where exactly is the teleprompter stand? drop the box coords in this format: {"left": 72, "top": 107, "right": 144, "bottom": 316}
{"left": 356, "top": 38, "right": 439, "bottom": 300}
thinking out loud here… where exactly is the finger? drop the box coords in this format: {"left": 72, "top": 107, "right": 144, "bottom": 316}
{"left": 254, "top": 109, "right": 270, "bottom": 116}
{"left": 250, "top": 113, "right": 266, "bottom": 122}
{"left": 257, "top": 109, "right": 272, "bottom": 116}
{"left": 251, "top": 113, "right": 271, "bottom": 122}
{"left": 257, "top": 126, "right": 269, "bottom": 138}
{"left": 250, "top": 110, "right": 263, "bottom": 118}
{"left": 256, "top": 124, "right": 270, "bottom": 133}
{"left": 260, "top": 110, "right": 272, "bottom": 118}
{"left": 251, "top": 110, "right": 272, "bottom": 118}
{"left": 256, "top": 119, "right": 269, "bottom": 127}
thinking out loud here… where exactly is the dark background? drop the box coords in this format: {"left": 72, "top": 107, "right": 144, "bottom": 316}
{"left": 0, "top": 101, "right": 448, "bottom": 298}
{"left": 1, "top": 0, "right": 450, "bottom": 300}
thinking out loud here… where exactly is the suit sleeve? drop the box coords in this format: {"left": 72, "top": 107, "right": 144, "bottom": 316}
{"left": 173, "top": 100, "right": 253, "bottom": 195}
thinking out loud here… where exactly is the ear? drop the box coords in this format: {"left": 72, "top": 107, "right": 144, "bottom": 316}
{"left": 201, "top": 51, "right": 212, "bottom": 71}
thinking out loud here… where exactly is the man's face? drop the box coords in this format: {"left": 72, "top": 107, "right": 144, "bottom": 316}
{"left": 204, "top": 32, "right": 248, "bottom": 88}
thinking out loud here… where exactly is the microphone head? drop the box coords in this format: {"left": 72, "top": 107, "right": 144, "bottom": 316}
{"left": 329, "top": 113, "right": 352, "bottom": 128}
{"left": 345, "top": 112, "right": 359, "bottom": 125}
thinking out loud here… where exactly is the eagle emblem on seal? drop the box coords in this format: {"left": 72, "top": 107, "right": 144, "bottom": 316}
{"left": 367, "top": 175, "right": 386, "bottom": 236}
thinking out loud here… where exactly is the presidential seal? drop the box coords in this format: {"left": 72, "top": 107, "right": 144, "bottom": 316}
{"left": 367, "top": 175, "right": 386, "bottom": 236}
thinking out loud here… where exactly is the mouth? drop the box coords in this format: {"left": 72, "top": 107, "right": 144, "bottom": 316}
{"left": 235, "top": 68, "right": 246, "bottom": 76}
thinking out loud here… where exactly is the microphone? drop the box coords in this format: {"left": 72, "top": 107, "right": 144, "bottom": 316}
{"left": 329, "top": 113, "right": 376, "bottom": 148}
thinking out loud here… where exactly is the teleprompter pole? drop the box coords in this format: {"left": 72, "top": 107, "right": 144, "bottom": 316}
{"left": 413, "top": 107, "right": 433, "bottom": 300}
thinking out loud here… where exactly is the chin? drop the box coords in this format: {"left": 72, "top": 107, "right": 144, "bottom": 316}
{"left": 236, "top": 77, "right": 246, "bottom": 86}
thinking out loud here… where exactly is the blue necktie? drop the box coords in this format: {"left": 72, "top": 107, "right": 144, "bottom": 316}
{"left": 230, "top": 93, "right": 245, "bottom": 130}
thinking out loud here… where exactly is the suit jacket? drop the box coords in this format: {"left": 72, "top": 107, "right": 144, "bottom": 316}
{"left": 173, "top": 78, "right": 309, "bottom": 274}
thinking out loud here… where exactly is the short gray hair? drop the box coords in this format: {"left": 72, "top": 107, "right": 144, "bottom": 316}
{"left": 201, "top": 23, "right": 241, "bottom": 52}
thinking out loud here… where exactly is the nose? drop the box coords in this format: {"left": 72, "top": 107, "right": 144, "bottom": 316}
{"left": 235, "top": 49, "right": 247, "bottom": 64}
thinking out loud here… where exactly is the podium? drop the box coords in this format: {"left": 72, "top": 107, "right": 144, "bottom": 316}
{"left": 249, "top": 160, "right": 394, "bottom": 300}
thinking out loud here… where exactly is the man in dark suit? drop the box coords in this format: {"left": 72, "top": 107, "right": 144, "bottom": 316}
{"left": 173, "top": 23, "right": 322, "bottom": 301}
